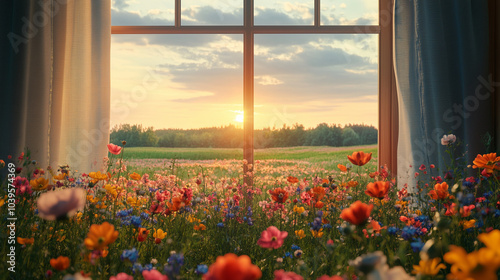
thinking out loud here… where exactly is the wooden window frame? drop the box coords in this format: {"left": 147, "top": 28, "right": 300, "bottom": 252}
{"left": 111, "top": 0, "right": 398, "bottom": 182}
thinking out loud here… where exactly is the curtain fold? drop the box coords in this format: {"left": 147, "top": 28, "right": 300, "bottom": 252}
{"left": 394, "top": 0, "right": 493, "bottom": 188}
{"left": 0, "top": 0, "right": 110, "bottom": 174}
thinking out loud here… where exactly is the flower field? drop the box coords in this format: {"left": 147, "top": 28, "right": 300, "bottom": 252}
{"left": 1, "top": 140, "right": 499, "bottom": 280}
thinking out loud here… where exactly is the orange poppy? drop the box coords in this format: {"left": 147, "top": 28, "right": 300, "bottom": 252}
{"left": 203, "top": 253, "right": 262, "bottom": 280}
{"left": 428, "top": 182, "right": 449, "bottom": 200}
{"left": 129, "top": 172, "right": 141, "bottom": 180}
{"left": 84, "top": 222, "right": 119, "bottom": 251}
{"left": 269, "top": 188, "right": 289, "bottom": 203}
{"left": 50, "top": 256, "right": 70, "bottom": 271}
{"left": 310, "top": 186, "right": 326, "bottom": 201}
{"left": 340, "top": 200, "right": 373, "bottom": 225}
{"left": 17, "top": 237, "right": 34, "bottom": 245}
{"left": 30, "top": 177, "right": 50, "bottom": 191}
{"left": 287, "top": 176, "right": 299, "bottom": 184}
{"left": 314, "top": 201, "right": 324, "bottom": 208}
{"left": 137, "top": 227, "right": 149, "bottom": 242}
{"left": 365, "top": 181, "right": 390, "bottom": 199}
{"left": 337, "top": 164, "right": 347, "bottom": 172}
{"left": 472, "top": 153, "right": 500, "bottom": 174}
{"left": 168, "top": 196, "right": 184, "bottom": 212}
{"left": 347, "top": 151, "right": 372, "bottom": 166}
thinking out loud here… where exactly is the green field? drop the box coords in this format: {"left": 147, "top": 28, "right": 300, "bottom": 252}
{"left": 122, "top": 145, "right": 377, "bottom": 163}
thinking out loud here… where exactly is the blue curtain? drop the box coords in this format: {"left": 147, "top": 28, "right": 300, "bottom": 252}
{"left": 394, "top": 0, "right": 494, "bottom": 185}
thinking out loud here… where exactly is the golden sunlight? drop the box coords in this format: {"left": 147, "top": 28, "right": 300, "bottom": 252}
{"left": 234, "top": 110, "right": 244, "bottom": 123}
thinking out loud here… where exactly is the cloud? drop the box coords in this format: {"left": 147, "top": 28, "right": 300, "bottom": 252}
{"left": 182, "top": 6, "right": 243, "bottom": 25}
{"left": 112, "top": 0, "right": 129, "bottom": 11}
{"left": 256, "top": 75, "right": 284, "bottom": 85}
{"left": 111, "top": 9, "right": 173, "bottom": 25}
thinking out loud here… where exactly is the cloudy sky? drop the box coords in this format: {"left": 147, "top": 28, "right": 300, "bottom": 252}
{"left": 111, "top": 0, "right": 378, "bottom": 130}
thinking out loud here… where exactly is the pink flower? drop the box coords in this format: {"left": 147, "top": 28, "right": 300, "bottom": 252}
{"left": 418, "top": 164, "right": 426, "bottom": 171}
{"left": 274, "top": 270, "right": 303, "bottom": 280}
{"left": 142, "top": 269, "right": 168, "bottom": 280}
{"left": 14, "top": 176, "right": 32, "bottom": 196}
{"left": 37, "top": 188, "right": 86, "bottom": 220}
{"left": 257, "top": 226, "right": 288, "bottom": 249}
{"left": 107, "top": 143, "right": 122, "bottom": 155}
{"left": 110, "top": 272, "right": 133, "bottom": 280}
{"left": 441, "top": 134, "right": 456, "bottom": 145}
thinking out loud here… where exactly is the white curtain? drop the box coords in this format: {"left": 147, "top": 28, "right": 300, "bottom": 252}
{"left": 0, "top": 0, "right": 110, "bottom": 174}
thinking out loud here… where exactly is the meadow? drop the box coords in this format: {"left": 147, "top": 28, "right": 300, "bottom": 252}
{"left": 1, "top": 142, "right": 499, "bottom": 280}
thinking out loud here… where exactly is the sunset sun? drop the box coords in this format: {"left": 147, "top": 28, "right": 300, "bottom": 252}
{"left": 234, "top": 111, "right": 244, "bottom": 123}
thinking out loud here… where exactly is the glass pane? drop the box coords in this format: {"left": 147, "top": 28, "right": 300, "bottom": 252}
{"left": 255, "top": 0, "right": 314, "bottom": 25}
{"left": 111, "top": 34, "right": 243, "bottom": 150}
{"left": 111, "top": 0, "right": 175, "bottom": 25}
{"left": 321, "top": 0, "right": 378, "bottom": 25}
{"left": 182, "top": 0, "right": 243, "bottom": 25}
{"left": 254, "top": 34, "right": 378, "bottom": 147}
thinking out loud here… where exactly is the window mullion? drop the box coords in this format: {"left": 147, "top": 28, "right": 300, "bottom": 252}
{"left": 243, "top": 0, "right": 254, "bottom": 190}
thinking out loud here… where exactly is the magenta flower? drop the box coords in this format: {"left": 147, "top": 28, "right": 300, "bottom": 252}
{"left": 142, "top": 269, "right": 168, "bottom": 280}
{"left": 274, "top": 269, "right": 303, "bottom": 280}
{"left": 257, "top": 226, "right": 288, "bottom": 249}
{"left": 37, "top": 188, "right": 86, "bottom": 220}
{"left": 107, "top": 143, "right": 122, "bottom": 155}
{"left": 110, "top": 273, "right": 133, "bottom": 280}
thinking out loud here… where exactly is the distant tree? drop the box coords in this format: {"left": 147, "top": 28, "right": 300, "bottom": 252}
{"left": 342, "top": 127, "right": 360, "bottom": 146}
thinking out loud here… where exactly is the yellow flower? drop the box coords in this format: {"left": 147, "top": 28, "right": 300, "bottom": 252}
{"left": 461, "top": 219, "right": 476, "bottom": 230}
{"left": 30, "top": 177, "right": 50, "bottom": 191}
{"left": 0, "top": 197, "right": 5, "bottom": 207}
{"left": 194, "top": 224, "right": 207, "bottom": 231}
{"left": 311, "top": 228, "right": 324, "bottom": 238}
{"left": 53, "top": 173, "right": 68, "bottom": 181}
{"left": 84, "top": 222, "right": 119, "bottom": 251}
{"left": 129, "top": 172, "right": 141, "bottom": 180}
{"left": 153, "top": 229, "right": 167, "bottom": 240}
{"left": 295, "top": 229, "right": 306, "bottom": 239}
{"left": 444, "top": 245, "right": 500, "bottom": 280}
{"left": 478, "top": 229, "right": 500, "bottom": 255}
{"left": 127, "top": 196, "right": 141, "bottom": 207}
{"left": 104, "top": 184, "right": 118, "bottom": 199}
{"left": 88, "top": 171, "right": 108, "bottom": 182}
{"left": 412, "top": 258, "right": 446, "bottom": 276}
{"left": 293, "top": 205, "right": 305, "bottom": 214}
{"left": 17, "top": 237, "right": 34, "bottom": 245}
{"left": 188, "top": 215, "right": 201, "bottom": 223}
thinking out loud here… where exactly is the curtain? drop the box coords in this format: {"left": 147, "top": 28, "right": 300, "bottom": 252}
{"left": 0, "top": 0, "right": 110, "bottom": 174}
{"left": 394, "top": 0, "right": 494, "bottom": 188}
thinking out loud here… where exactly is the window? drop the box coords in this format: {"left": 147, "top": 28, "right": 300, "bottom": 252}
{"left": 111, "top": 0, "right": 397, "bottom": 179}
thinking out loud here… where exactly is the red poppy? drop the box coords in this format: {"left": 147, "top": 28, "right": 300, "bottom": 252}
{"left": 428, "top": 182, "right": 449, "bottom": 200}
{"left": 340, "top": 201, "right": 373, "bottom": 225}
{"left": 347, "top": 151, "right": 372, "bottom": 166}
{"left": 269, "top": 188, "right": 289, "bottom": 203}
{"left": 287, "top": 176, "right": 299, "bottom": 184}
{"left": 365, "top": 181, "right": 390, "bottom": 199}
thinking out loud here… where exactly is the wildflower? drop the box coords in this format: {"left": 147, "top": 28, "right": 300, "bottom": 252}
{"left": 154, "top": 229, "right": 167, "bottom": 244}
{"left": 129, "top": 172, "right": 141, "bottom": 181}
{"left": 472, "top": 153, "right": 500, "bottom": 174}
{"left": 269, "top": 188, "right": 289, "bottom": 203}
{"left": 110, "top": 273, "right": 134, "bottom": 280}
{"left": 293, "top": 205, "right": 305, "bottom": 214}
{"left": 50, "top": 256, "right": 70, "bottom": 271}
{"left": 444, "top": 245, "right": 500, "bottom": 280}
{"left": 347, "top": 151, "right": 372, "bottom": 166}
{"left": 84, "top": 222, "right": 119, "bottom": 251}
{"left": 37, "top": 188, "right": 86, "bottom": 220}
{"left": 30, "top": 177, "right": 50, "bottom": 191}
{"left": 88, "top": 171, "right": 108, "bottom": 182}
{"left": 142, "top": 269, "right": 168, "bottom": 280}
{"left": 365, "top": 181, "right": 390, "bottom": 199}
{"left": 274, "top": 270, "right": 303, "bottom": 280}
{"left": 316, "top": 276, "right": 344, "bottom": 280}
{"left": 311, "top": 228, "right": 324, "bottom": 238}
{"left": 310, "top": 186, "right": 326, "bottom": 201}
{"left": 287, "top": 176, "right": 299, "bottom": 184}
{"left": 428, "top": 182, "right": 449, "bottom": 200}
{"left": 412, "top": 258, "right": 446, "bottom": 276}
{"left": 194, "top": 224, "right": 207, "bottom": 231}
{"left": 478, "top": 229, "right": 500, "bottom": 255}
{"left": 53, "top": 173, "right": 68, "bottom": 181}
{"left": 203, "top": 253, "right": 261, "bottom": 280}
{"left": 337, "top": 164, "right": 347, "bottom": 172}
{"left": 104, "top": 184, "right": 119, "bottom": 198}
{"left": 441, "top": 134, "right": 456, "bottom": 145}
{"left": 138, "top": 227, "right": 150, "bottom": 242}
{"left": 461, "top": 219, "right": 476, "bottom": 230}
{"left": 0, "top": 160, "right": 4, "bottom": 169}
{"left": 107, "top": 143, "right": 122, "bottom": 155}
{"left": 257, "top": 226, "right": 288, "bottom": 249}
{"left": 17, "top": 237, "right": 34, "bottom": 245}
{"left": 295, "top": 229, "right": 306, "bottom": 239}
{"left": 349, "top": 251, "right": 386, "bottom": 275}
{"left": 340, "top": 201, "right": 373, "bottom": 225}
{"left": 121, "top": 248, "right": 139, "bottom": 262}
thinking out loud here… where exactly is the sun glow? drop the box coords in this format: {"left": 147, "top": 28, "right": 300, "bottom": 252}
{"left": 234, "top": 111, "right": 244, "bottom": 123}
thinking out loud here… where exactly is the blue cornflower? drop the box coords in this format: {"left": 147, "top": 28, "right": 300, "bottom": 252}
{"left": 116, "top": 210, "right": 129, "bottom": 217}
{"left": 410, "top": 238, "right": 425, "bottom": 252}
{"left": 226, "top": 213, "right": 235, "bottom": 219}
{"left": 247, "top": 218, "right": 253, "bottom": 226}
{"left": 132, "top": 263, "right": 143, "bottom": 273}
{"left": 323, "top": 224, "right": 333, "bottom": 229}
{"left": 196, "top": 264, "right": 208, "bottom": 275}
{"left": 131, "top": 216, "right": 142, "bottom": 227}
{"left": 401, "top": 226, "right": 417, "bottom": 240}
{"left": 140, "top": 212, "right": 149, "bottom": 220}
{"left": 217, "top": 222, "right": 224, "bottom": 227}
{"left": 387, "top": 226, "right": 398, "bottom": 235}
{"left": 310, "top": 217, "right": 322, "bottom": 231}
{"left": 121, "top": 248, "right": 139, "bottom": 262}
{"left": 143, "top": 264, "right": 153, "bottom": 271}
{"left": 291, "top": 244, "right": 301, "bottom": 251}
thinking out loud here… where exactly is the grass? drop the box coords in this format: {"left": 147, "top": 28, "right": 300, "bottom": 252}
{"left": 122, "top": 145, "right": 378, "bottom": 163}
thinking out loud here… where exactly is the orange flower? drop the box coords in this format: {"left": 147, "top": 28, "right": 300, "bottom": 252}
{"left": 347, "top": 151, "right": 372, "bottom": 166}
{"left": 340, "top": 201, "right": 373, "bottom": 225}
{"left": 50, "top": 256, "right": 70, "bottom": 271}
{"left": 347, "top": 181, "right": 359, "bottom": 188}
{"left": 30, "top": 177, "right": 50, "bottom": 191}
{"left": 337, "top": 164, "right": 347, "bottom": 172}
{"left": 194, "top": 224, "right": 207, "bottom": 231}
{"left": 53, "top": 173, "right": 68, "bottom": 181}
{"left": 168, "top": 196, "right": 184, "bottom": 211}
{"left": 269, "top": 188, "right": 289, "bottom": 203}
{"left": 287, "top": 176, "right": 299, "bottom": 184}
{"left": 314, "top": 201, "right": 324, "bottom": 208}
{"left": 203, "top": 253, "right": 262, "bottom": 280}
{"left": 428, "top": 182, "right": 449, "bottom": 200}
{"left": 310, "top": 186, "right": 326, "bottom": 201}
{"left": 365, "top": 181, "right": 390, "bottom": 199}
{"left": 84, "top": 222, "right": 119, "bottom": 251}
{"left": 137, "top": 227, "right": 149, "bottom": 242}
{"left": 17, "top": 237, "right": 34, "bottom": 245}
{"left": 88, "top": 171, "right": 108, "bottom": 182}
{"left": 129, "top": 172, "right": 141, "bottom": 181}
{"left": 472, "top": 153, "right": 500, "bottom": 174}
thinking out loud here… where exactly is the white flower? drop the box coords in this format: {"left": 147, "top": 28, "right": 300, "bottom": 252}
{"left": 441, "top": 134, "right": 457, "bottom": 145}
{"left": 37, "top": 188, "right": 86, "bottom": 220}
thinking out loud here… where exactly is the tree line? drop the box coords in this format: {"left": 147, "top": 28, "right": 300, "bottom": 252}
{"left": 110, "top": 123, "right": 377, "bottom": 148}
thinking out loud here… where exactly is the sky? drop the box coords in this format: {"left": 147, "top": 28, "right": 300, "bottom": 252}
{"left": 110, "top": 0, "right": 379, "bottom": 130}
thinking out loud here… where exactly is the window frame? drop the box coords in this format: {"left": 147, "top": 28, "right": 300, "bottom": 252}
{"left": 111, "top": 0, "right": 398, "bottom": 182}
